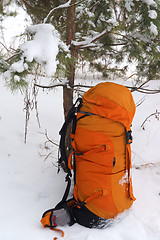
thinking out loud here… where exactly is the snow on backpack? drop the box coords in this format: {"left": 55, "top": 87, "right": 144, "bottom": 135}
{"left": 41, "top": 82, "right": 136, "bottom": 236}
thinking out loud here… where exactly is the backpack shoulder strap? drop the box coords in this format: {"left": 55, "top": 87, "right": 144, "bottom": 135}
{"left": 57, "top": 98, "right": 82, "bottom": 207}
{"left": 58, "top": 97, "right": 82, "bottom": 174}
{"left": 41, "top": 98, "right": 83, "bottom": 232}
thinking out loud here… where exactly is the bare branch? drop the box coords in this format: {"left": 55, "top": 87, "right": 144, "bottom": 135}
{"left": 24, "top": 88, "right": 34, "bottom": 143}
{"left": 38, "top": 152, "right": 58, "bottom": 167}
{"left": 124, "top": 73, "right": 136, "bottom": 81}
{"left": 134, "top": 162, "right": 160, "bottom": 169}
{"left": 129, "top": 87, "right": 160, "bottom": 94}
{"left": 34, "top": 83, "right": 65, "bottom": 89}
{"left": 130, "top": 79, "right": 151, "bottom": 92}
{"left": 34, "top": 80, "right": 160, "bottom": 95}
{"left": 33, "top": 76, "right": 41, "bottom": 128}
{"left": 34, "top": 82, "right": 93, "bottom": 89}
{"left": 126, "top": 79, "right": 160, "bottom": 94}
{"left": 0, "top": 42, "right": 10, "bottom": 52}
{"left": 135, "top": 97, "right": 145, "bottom": 107}
{"left": 73, "top": 84, "right": 92, "bottom": 88}
{"left": 44, "top": 151, "right": 54, "bottom": 162}
{"left": 45, "top": 129, "right": 59, "bottom": 147}
{"left": 141, "top": 110, "right": 160, "bottom": 130}
{"left": 131, "top": 88, "right": 160, "bottom": 94}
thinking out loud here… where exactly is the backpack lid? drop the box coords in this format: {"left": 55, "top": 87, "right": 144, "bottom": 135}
{"left": 82, "top": 82, "right": 135, "bottom": 130}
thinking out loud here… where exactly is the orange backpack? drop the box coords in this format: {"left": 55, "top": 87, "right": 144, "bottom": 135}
{"left": 68, "top": 82, "right": 136, "bottom": 219}
{"left": 41, "top": 82, "right": 136, "bottom": 231}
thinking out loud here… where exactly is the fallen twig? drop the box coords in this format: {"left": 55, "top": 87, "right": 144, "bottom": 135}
{"left": 141, "top": 110, "right": 160, "bottom": 130}
{"left": 45, "top": 129, "right": 59, "bottom": 147}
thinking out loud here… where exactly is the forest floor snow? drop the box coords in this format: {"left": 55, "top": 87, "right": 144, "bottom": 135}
{"left": 0, "top": 78, "right": 160, "bottom": 240}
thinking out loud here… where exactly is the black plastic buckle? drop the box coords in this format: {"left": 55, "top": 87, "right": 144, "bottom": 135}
{"left": 74, "top": 152, "right": 83, "bottom": 156}
{"left": 76, "top": 201, "right": 85, "bottom": 208}
{"left": 126, "top": 130, "right": 133, "bottom": 144}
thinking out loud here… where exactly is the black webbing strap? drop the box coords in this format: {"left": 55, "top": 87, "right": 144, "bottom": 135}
{"left": 57, "top": 98, "right": 82, "bottom": 208}
{"left": 55, "top": 173, "right": 72, "bottom": 209}
{"left": 76, "top": 111, "right": 96, "bottom": 123}
{"left": 58, "top": 98, "right": 82, "bottom": 175}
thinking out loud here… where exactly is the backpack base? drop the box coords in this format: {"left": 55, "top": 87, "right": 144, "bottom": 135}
{"left": 41, "top": 198, "right": 115, "bottom": 229}
{"left": 71, "top": 202, "right": 114, "bottom": 229}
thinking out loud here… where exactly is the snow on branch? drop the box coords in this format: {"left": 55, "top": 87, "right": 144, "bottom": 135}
{"left": 72, "top": 30, "right": 109, "bottom": 48}
{"left": 44, "top": 0, "right": 85, "bottom": 23}
{"left": 21, "top": 24, "right": 60, "bottom": 77}
{"left": 34, "top": 78, "right": 69, "bottom": 89}
{"left": 34, "top": 83, "right": 66, "bottom": 89}
{"left": 3, "top": 23, "right": 69, "bottom": 86}
{"left": 44, "top": 0, "right": 72, "bottom": 23}
{"left": 34, "top": 83, "right": 92, "bottom": 89}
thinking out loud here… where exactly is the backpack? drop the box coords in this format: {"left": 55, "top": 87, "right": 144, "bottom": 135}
{"left": 41, "top": 82, "right": 136, "bottom": 232}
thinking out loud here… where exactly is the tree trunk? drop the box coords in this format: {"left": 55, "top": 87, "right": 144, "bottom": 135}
{"left": 63, "top": 0, "right": 76, "bottom": 119}
{"left": 63, "top": 0, "right": 76, "bottom": 162}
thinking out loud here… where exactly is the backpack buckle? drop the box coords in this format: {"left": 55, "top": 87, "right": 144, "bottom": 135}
{"left": 126, "top": 130, "right": 133, "bottom": 144}
{"left": 76, "top": 201, "right": 85, "bottom": 209}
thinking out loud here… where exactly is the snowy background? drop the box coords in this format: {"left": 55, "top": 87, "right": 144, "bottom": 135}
{"left": 1, "top": 77, "right": 160, "bottom": 240}
{"left": 1, "top": 3, "right": 160, "bottom": 240}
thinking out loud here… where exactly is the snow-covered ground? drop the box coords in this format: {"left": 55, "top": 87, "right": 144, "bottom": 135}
{"left": 1, "top": 3, "right": 160, "bottom": 239}
{"left": 0, "top": 77, "right": 160, "bottom": 240}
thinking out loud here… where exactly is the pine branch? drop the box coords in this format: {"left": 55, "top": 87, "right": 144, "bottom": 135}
{"left": 72, "top": 30, "right": 110, "bottom": 49}
{"left": 0, "top": 42, "right": 11, "bottom": 52}
{"left": 6, "top": 51, "right": 22, "bottom": 63}
{"left": 44, "top": 0, "right": 85, "bottom": 23}
{"left": 44, "top": 0, "right": 71, "bottom": 23}
{"left": 21, "top": 0, "right": 32, "bottom": 8}
{"left": 78, "top": 41, "right": 128, "bottom": 49}
{"left": 89, "top": 1, "right": 101, "bottom": 12}
{"left": 113, "top": 32, "right": 140, "bottom": 45}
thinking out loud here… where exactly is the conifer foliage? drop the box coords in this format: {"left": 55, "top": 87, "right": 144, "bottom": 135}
{"left": 1, "top": 0, "right": 160, "bottom": 100}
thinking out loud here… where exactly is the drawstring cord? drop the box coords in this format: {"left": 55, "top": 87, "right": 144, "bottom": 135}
{"left": 50, "top": 227, "right": 64, "bottom": 240}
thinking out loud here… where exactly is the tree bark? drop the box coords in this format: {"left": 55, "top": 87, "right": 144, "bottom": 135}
{"left": 63, "top": 0, "right": 76, "bottom": 162}
{"left": 63, "top": 0, "right": 76, "bottom": 119}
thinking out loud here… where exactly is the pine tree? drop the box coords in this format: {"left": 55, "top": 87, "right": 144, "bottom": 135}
{"left": 1, "top": 0, "right": 160, "bottom": 162}
{"left": 7, "top": 1, "right": 160, "bottom": 80}
{"left": 1, "top": 0, "right": 160, "bottom": 107}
